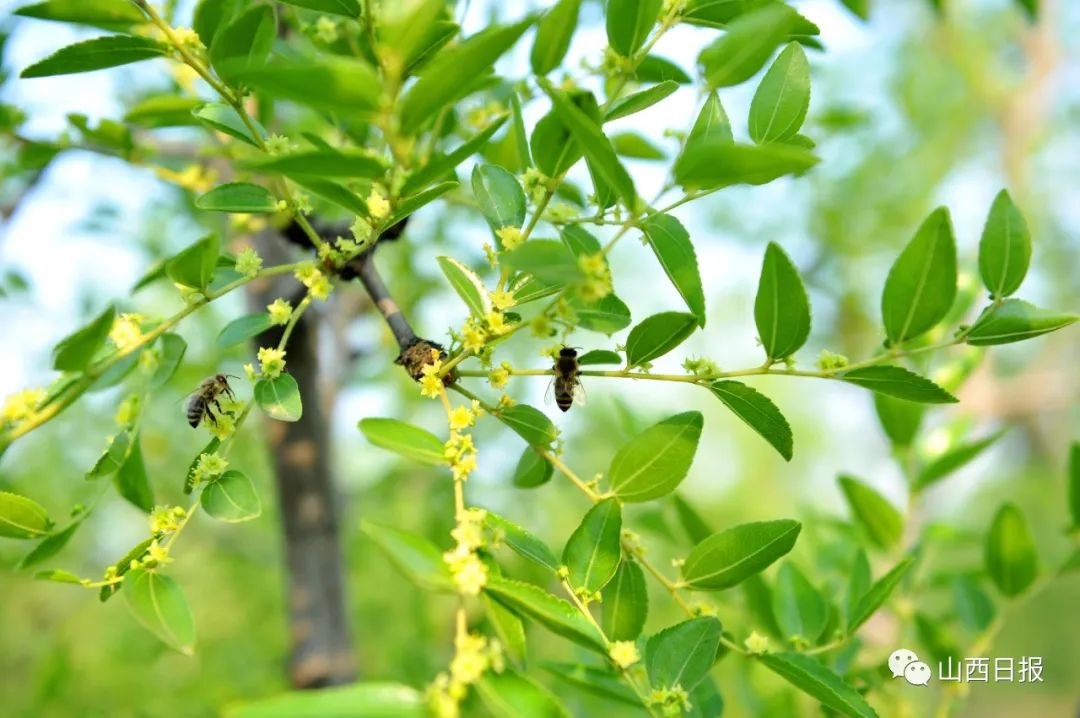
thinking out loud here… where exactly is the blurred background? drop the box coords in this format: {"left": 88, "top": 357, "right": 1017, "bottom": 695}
{"left": 0, "top": 0, "right": 1077, "bottom": 716}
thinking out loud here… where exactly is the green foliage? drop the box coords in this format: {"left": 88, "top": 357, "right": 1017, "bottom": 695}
{"left": 0, "top": 490, "right": 52, "bottom": 539}
{"left": 51, "top": 304, "right": 115, "bottom": 371}
{"left": 683, "top": 520, "right": 801, "bottom": 590}
{"left": 754, "top": 242, "right": 811, "bottom": 361}
{"left": 601, "top": 559, "right": 648, "bottom": 640}
{"left": 196, "top": 182, "right": 278, "bottom": 213}
{"left": 20, "top": 35, "right": 168, "bottom": 78}
{"left": 359, "top": 418, "right": 446, "bottom": 466}
{"left": 838, "top": 475, "right": 902, "bottom": 550}
{"left": 254, "top": 374, "right": 303, "bottom": 422}
{"left": 985, "top": 503, "right": 1038, "bottom": 597}
{"left": 124, "top": 568, "right": 197, "bottom": 655}
{"left": 201, "top": 470, "right": 261, "bottom": 522}
{"left": 562, "top": 499, "right": 622, "bottom": 592}
{"left": 881, "top": 207, "right": 957, "bottom": 344}
{"left": 749, "top": 43, "right": 811, "bottom": 144}
{"left": 608, "top": 412, "right": 703, "bottom": 502}
{"left": 645, "top": 616, "right": 722, "bottom": 691}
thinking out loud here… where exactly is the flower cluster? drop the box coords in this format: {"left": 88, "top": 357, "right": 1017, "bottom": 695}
{"left": 521, "top": 167, "right": 549, "bottom": 205}
{"left": 577, "top": 252, "right": 613, "bottom": 302}
{"left": 459, "top": 311, "right": 512, "bottom": 354}
{"left": 267, "top": 298, "right": 292, "bottom": 326}
{"left": 257, "top": 346, "right": 286, "bottom": 378}
{"left": 419, "top": 351, "right": 447, "bottom": 399}
{"left": 443, "top": 508, "right": 488, "bottom": 596}
{"left": 189, "top": 452, "right": 227, "bottom": 488}
{"left": 683, "top": 356, "right": 721, "bottom": 377}
{"left": 235, "top": 247, "right": 263, "bottom": 278}
{"left": 366, "top": 189, "right": 391, "bottom": 221}
{"left": 1, "top": 387, "right": 46, "bottom": 426}
{"left": 495, "top": 225, "right": 524, "bottom": 251}
{"left": 294, "top": 262, "right": 333, "bottom": 301}
{"left": 313, "top": 16, "right": 339, "bottom": 44}
{"left": 155, "top": 164, "right": 216, "bottom": 193}
{"left": 609, "top": 640, "right": 641, "bottom": 669}
{"left": 428, "top": 628, "right": 505, "bottom": 718}
{"left": 170, "top": 27, "right": 205, "bottom": 52}
{"left": 149, "top": 505, "right": 186, "bottom": 536}
{"left": 109, "top": 313, "right": 145, "bottom": 352}
{"left": 487, "top": 362, "right": 511, "bottom": 390}
{"left": 649, "top": 685, "right": 692, "bottom": 717}
{"left": 816, "top": 349, "right": 849, "bottom": 371}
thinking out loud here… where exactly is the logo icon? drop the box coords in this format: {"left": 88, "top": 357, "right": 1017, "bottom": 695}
{"left": 889, "top": 648, "right": 932, "bottom": 685}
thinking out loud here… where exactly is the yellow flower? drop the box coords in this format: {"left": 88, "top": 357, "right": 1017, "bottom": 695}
{"left": 495, "top": 225, "right": 524, "bottom": 250}
{"left": 744, "top": 630, "right": 770, "bottom": 655}
{"left": 461, "top": 321, "right": 486, "bottom": 352}
{"left": 114, "top": 395, "right": 141, "bottom": 428}
{"left": 314, "top": 15, "right": 339, "bottom": 43}
{"left": 149, "top": 505, "right": 184, "bottom": 535}
{"left": 258, "top": 346, "right": 286, "bottom": 378}
{"left": 267, "top": 298, "right": 292, "bottom": 326}
{"left": 235, "top": 246, "right": 263, "bottom": 278}
{"left": 490, "top": 289, "right": 516, "bottom": 310}
{"left": 488, "top": 365, "right": 510, "bottom": 389}
{"left": 450, "top": 552, "right": 488, "bottom": 596}
{"left": 171, "top": 27, "right": 205, "bottom": 51}
{"left": 609, "top": 641, "right": 640, "bottom": 669}
{"left": 366, "top": 189, "right": 391, "bottom": 220}
{"left": 243, "top": 363, "right": 257, "bottom": 382}
{"left": 451, "top": 454, "right": 478, "bottom": 482}
{"left": 109, "top": 313, "right": 144, "bottom": 352}
{"left": 448, "top": 406, "right": 474, "bottom": 431}
{"left": 420, "top": 373, "right": 443, "bottom": 399}
{"left": 195, "top": 452, "right": 228, "bottom": 482}
{"left": 450, "top": 635, "right": 490, "bottom": 685}
{"left": 309, "top": 273, "right": 333, "bottom": 301}
{"left": 485, "top": 311, "right": 508, "bottom": 335}
{"left": 265, "top": 134, "right": 296, "bottom": 155}
{"left": 351, "top": 216, "right": 373, "bottom": 245}
{"left": 147, "top": 539, "right": 172, "bottom": 565}
{"left": 2, "top": 388, "right": 46, "bottom": 425}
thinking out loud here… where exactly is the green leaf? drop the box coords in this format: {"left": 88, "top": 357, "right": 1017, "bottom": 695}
{"left": 87, "top": 431, "right": 131, "bottom": 479}
{"left": 291, "top": 176, "right": 370, "bottom": 217}
{"left": 531, "top": 0, "right": 582, "bottom": 75}
{"left": 772, "top": 562, "right": 827, "bottom": 643}
{"left": 15, "top": 0, "right": 145, "bottom": 30}
{"left": 124, "top": 568, "right": 196, "bottom": 655}
{"left": 611, "top": 132, "right": 666, "bottom": 160}
{"left": 52, "top": 304, "right": 114, "bottom": 372}
{"left": 193, "top": 102, "right": 264, "bottom": 147}
{"left": 218, "top": 313, "right": 272, "bottom": 349}
{"left": 149, "top": 333, "right": 187, "bottom": 390}
{"left": 125, "top": 95, "right": 203, "bottom": 128}
{"left": 34, "top": 569, "right": 83, "bottom": 584}
{"left": 606, "top": 0, "right": 663, "bottom": 56}
{"left": 0, "top": 491, "right": 52, "bottom": 539}
{"left": 697, "top": 4, "right": 796, "bottom": 88}
{"left": 563, "top": 499, "right": 623, "bottom": 593}
{"left": 99, "top": 537, "right": 153, "bottom": 602}
{"left": 749, "top": 42, "right": 810, "bottom": 144}
{"left": 625, "top": 311, "right": 698, "bottom": 367}
{"left": 496, "top": 403, "right": 558, "bottom": 448}
{"left": 687, "top": 678, "right": 725, "bottom": 718}
{"left": 485, "top": 594, "right": 528, "bottom": 666}
{"left": 673, "top": 494, "right": 714, "bottom": 545}
{"left": 361, "top": 521, "right": 454, "bottom": 592}
{"left": 385, "top": 181, "right": 457, "bottom": 226}
{"left": 504, "top": 240, "right": 585, "bottom": 285}
{"left": 19, "top": 520, "right": 82, "bottom": 568}
{"left": 953, "top": 576, "right": 996, "bottom": 633}
{"left": 1070, "top": 442, "right": 1080, "bottom": 531}
{"left": 840, "top": 366, "right": 957, "bottom": 404}
{"left": 21, "top": 35, "right": 167, "bottom": 78}
{"left": 196, "top": 182, "right": 278, "bottom": 213}
{"left": 254, "top": 373, "right": 303, "bottom": 422}
{"left": 375, "top": 0, "right": 449, "bottom": 75}
{"left": 486, "top": 512, "right": 560, "bottom": 572}
{"left": 845, "top": 549, "right": 871, "bottom": 626}
{"left": 966, "top": 299, "right": 1078, "bottom": 345}
{"left": 209, "top": 4, "right": 275, "bottom": 83}
{"left": 758, "top": 652, "right": 878, "bottom": 718}
{"left": 542, "top": 663, "right": 640, "bottom": 707}
{"left": 978, "top": 189, "right": 1031, "bottom": 298}
{"left": 602, "top": 559, "right": 648, "bottom": 641}
{"left": 754, "top": 241, "right": 810, "bottom": 361}
{"left": 472, "top": 164, "right": 526, "bottom": 231}
{"left": 838, "top": 475, "right": 902, "bottom": 550}
{"left": 115, "top": 436, "right": 154, "bottom": 513}
{"left": 645, "top": 616, "right": 722, "bottom": 691}
{"left": 605, "top": 81, "right": 679, "bottom": 122}
{"left": 232, "top": 57, "right": 380, "bottom": 114}
{"left": 244, "top": 150, "right": 385, "bottom": 178}
{"left": 274, "top": 0, "right": 360, "bottom": 18}
{"left": 476, "top": 669, "right": 571, "bottom": 718}
{"left": 641, "top": 214, "right": 706, "bottom": 326}
{"left": 223, "top": 683, "right": 422, "bottom": 718}
{"left": 609, "top": 411, "right": 703, "bottom": 503}
{"left": 881, "top": 207, "right": 957, "bottom": 344}
{"left": 914, "top": 431, "right": 1005, "bottom": 490}
{"left": 484, "top": 576, "right": 605, "bottom": 652}
{"left": 193, "top": 0, "right": 241, "bottom": 49}
{"left": 400, "top": 17, "right": 535, "bottom": 133}
{"left": 358, "top": 418, "right": 446, "bottom": 466}
{"left": 872, "top": 393, "right": 923, "bottom": 449}
{"left": 437, "top": 256, "right": 492, "bottom": 318}
{"left": 708, "top": 380, "right": 793, "bottom": 461}
{"left": 166, "top": 234, "right": 219, "bottom": 290}
{"left": 512, "top": 447, "right": 553, "bottom": 488}
{"left": 573, "top": 294, "right": 632, "bottom": 335}
{"left": 184, "top": 438, "right": 220, "bottom": 494}
{"left": 985, "top": 502, "right": 1038, "bottom": 597}
{"left": 847, "top": 557, "right": 914, "bottom": 633}
{"left": 201, "top": 470, "right": 261, "bottom": 522}
{"left": 682, "top": 519, "right": 801, "bottom": 590}
{"left": 401, "top": 118, "right": 507, "bottom": 196}
{"left": 636, "top": 54, "right": 692, "bottom": 84}
{"left": 675, "top": 138, "right": 817, "bottom": 189}
{"left": 689, "top": 91, "right": 733, "bottom": 144}
{"left": 577, "top": 349, "right": 622, "bottom": 366}
{"left": 538, "top": 78, "right": 637, "bottom": 207}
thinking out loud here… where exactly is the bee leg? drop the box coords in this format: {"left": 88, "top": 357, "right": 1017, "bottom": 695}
{"left": 223, "top": 385, "right": 235, "bottom": 400}
{"left": 204, "top": 404, "right": 217, "bottom": 425}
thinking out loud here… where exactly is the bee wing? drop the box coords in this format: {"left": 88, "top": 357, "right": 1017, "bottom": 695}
{"left": 543, "top": 375, "right": 557, "bottom": 406}
{"left": 572, "top": 378, "right": 587, "bottom": 407}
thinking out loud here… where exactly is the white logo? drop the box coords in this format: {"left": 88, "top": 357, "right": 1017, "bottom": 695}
{"left": 889, "top": 648, "right": 932, "bottom": 685}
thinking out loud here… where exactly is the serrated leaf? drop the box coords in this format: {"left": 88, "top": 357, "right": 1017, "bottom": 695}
{"left": 563, "top": 499, "right": 622, "bottom": 593}
{"left": 625, "top": 311, "right": 698, "bottom": 367}
{"left": 605, "top": 80, "right": 679, "bottom": 122}
{"left": 19, "top": 520, "right": 82, "bottom": 568}
{"left": 689, "top": 91, "right": 733, "bottom": 144}
{"left": 573, "top": 294, "right": 632, "bottom": 335}
{"left": 609, "top": 412, "right": 703, "bottom": 502}
{"left": 486, "top": 512, "right": 560, "bottom": 572}
{"left": 209, "top": 4, "right": 275, "bottom": 83}
{"left": 847, "top": 557, "right": 914, "bottom": 632}
{"left": 708, "top": 380, "right": 793, "bottom": 461}
{"left": 52, "top": 304, "right": 114, "bottom": 372}
{"left": 361, "top": 521, "right": 454, "bottom": 592}
{"left": 636, "top": 54, "right": 692, "bottom": 84}
{"left": 437, "top": 256, "right": 492, "bottom": 318}
{"left": 645, "top": 617, "right": 722, "bottom": 691}
{"left": 841, "top": 366, "right": 957, "bottom": 404}
{"left": 755, "top": 242, "right": 810, "bottom": 361}
{"left": 542, "top": 662, "right": 640, "bottom": 707}
{"left": 966, "top": 299, "right": 1078, "bottom": 346}
{"left": 472, "top": 164, "right": 526, "bottom": 231}
{"left": 683, "top": 519, "right": 801, "bottom": 590}
{"left": 0, "top": 491, "right": 52, "bottom": 539}
{"left": 978, "top": 189, "right": 1031, "bottom": 298}
{"left": 758, "top": 652, "right": 878, "bottom": 718}
{"left": 166, "top": 234, "right": 219, "bottom": 290}
{"left": 358, "top": 418, "right": 446, "bottom": 466}
{"left": 577, "top": 349, "right": 622, "bottom": 366}
{"left": 749, "top": 43, "right": 810, "bottom": 144}
{"left": 476, "top": 669, "right": 571, "bottom": 718}
{"left": 838, "top": 475, "right": 901, "bottom": 550}
{"left": 641, "top": 214, "right": 706, "bottom": 326}
{"left": 697, "top": 5, "right": 795, "bottom": 88}
{"left": 21, "top": 35, "right": 167, "bottom": 78}
{"left": 485, "top": 594, "right": 527, "bottom": 666}
{"left": 985, "top": 503, "right": 1038, "bottom": 597}
{"left": 232, "top": 56, "right": 380, "bottom": 113}
{"left": 124, "top": 568, "right": 196, "bottom": 655}
{"left": 201, "top": 470, "right": 261, "bottom": 522}
{"left": 244, "top": 150, "right": 385, "bottom": 178}
{"left": 602, "top": 559, "right": 648, "bottom": 640}
{"left": 292, "top": 176, "right": 370, "bottom": 217}
{"left": 484, "top": 576, "right": 605, "bottom": 652}
{"left": 193, "top": 102, "right": 264, "bottom": 147}
{"left": 254, "top": 373, "right": 303, "bottom": 422}
{"left": 15, "top": 0, "right": 145, "bottom": 30}
{"left": 196, "top": 182, "right": 278, "bottom": 213}
{"left": 218, "top": 313, "right": 272, "bottom": 349}
{"left": 881, "top": 207, "right": 957, "bottom": 344}
{"left": 675, "top": 139, "right": 818, "bottom": 190}
{"left": 872, "top": 393, "right": 923, "bottom": 449}
{"left": 531, "top": 0, "right": 582, "bottom": 75}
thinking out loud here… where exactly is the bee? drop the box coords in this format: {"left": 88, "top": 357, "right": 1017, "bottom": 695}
{"left": 186, "top": 374, "right": 236, "bottom": 428}
{"left": 547, "top": 347, "right": 585, "bottom": 412}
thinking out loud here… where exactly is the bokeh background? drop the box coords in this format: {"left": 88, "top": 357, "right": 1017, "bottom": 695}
{"left": 0, "top": 0, "right": 1077, "bottom": 716}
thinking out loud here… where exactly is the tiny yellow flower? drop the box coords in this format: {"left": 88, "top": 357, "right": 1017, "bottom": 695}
{"left": 114, "top": 395, "right": 140, "bottom": 428}
{"left": 451, "top": 454, "right": 478, "bottom": 482}
{"left": 490, "top": 289, "right": 516, "bottom": 311}
{"left": 235, "top": 246, "right": 263, "bottom": 278}
{"left": 448, "top": 406, "right": 474, "bottom": 430}
{"left": 351, "top": 216, "right": 373, "bottom": 245}
{"left": 147, "top": 539, "right": 172, "bottom": 565}
{"left": 309, "top": 273, "right": 333, "bottom": 301}
{"left": 171, "top": 27, "right": 205, "bottom": 51}
{"left": 314, "top": 15, "right": 339, "bottom": 43}
{"left": 450, "top": 552, "right": 488, "bottom": 596}
{"left": 267, "top": 298, "right": 292, "bottom": 326}
{"left": 366, "top": 189, "right": 391, "bottom": 220}
{"left": 109, "top": 313, "right": 144, "bottom": 352}
{"left": 461, "top": 321, "right": 486, "bottom": 352}
{"left": 485, "top": 311, "right": 508, "bottom": 335}
{"left": 195, "top": 452, "right": 228, "bottom": 481}
{"left": 2, "top": 387, "right": 47, "bottom": 425}
{"left": 488, "top": 364, "right": 510, "bottom": 389}
{"left": 243, "top": 363, "right": 257, "bottom": 382}
{"left": 420, "top": 373, "right": 444, "bottom": 399}
{"left": 257, "top": 346, "right": 286, "bottom": 378}
{"left": 495, "top": 225, "right": 524, "bottom": 250}
{"left": 609, "top": 641, "right": 640, "bottom": 669}
{"left": 745, "top": 630, "right": 771, "bottom": 655}
{"left": 265, "top": 134, "right": 296, "bottom": 155}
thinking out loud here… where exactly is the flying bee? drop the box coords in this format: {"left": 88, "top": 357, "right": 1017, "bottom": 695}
{"left": 547, "top": 347, "right": 585, "bottom": 413}
{"left": 186, "top": 374, "right": 236, "bottom": 428}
